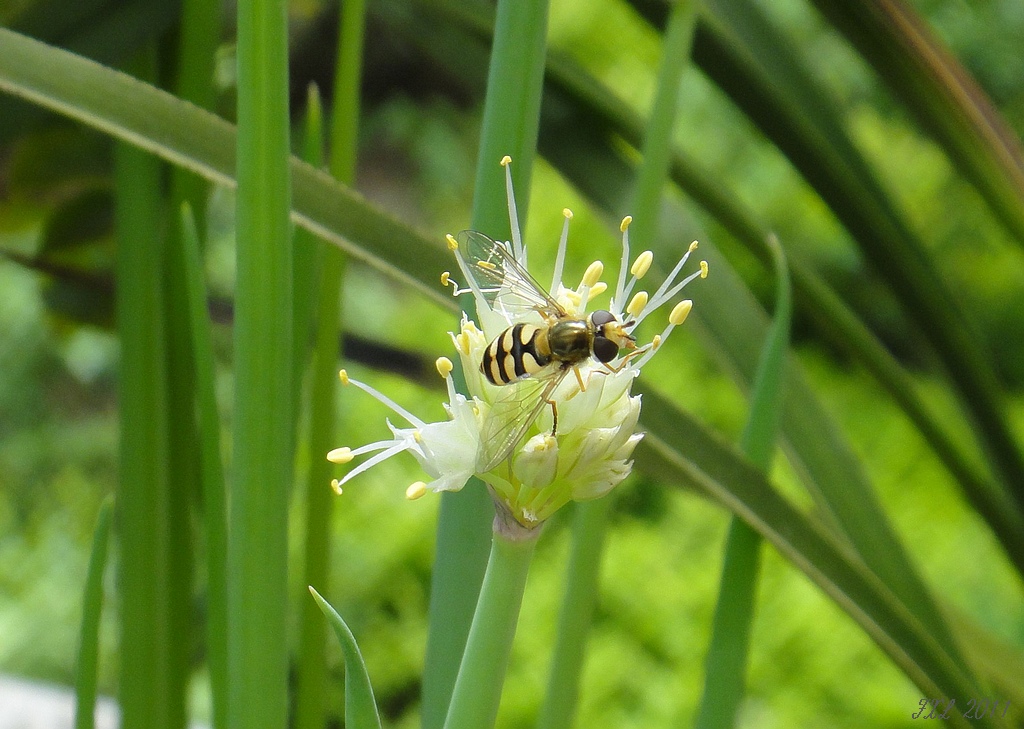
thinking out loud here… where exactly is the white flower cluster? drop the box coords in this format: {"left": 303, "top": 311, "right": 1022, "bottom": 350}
{"left": 328, "top": 157, "right": 706, "bottom": 527}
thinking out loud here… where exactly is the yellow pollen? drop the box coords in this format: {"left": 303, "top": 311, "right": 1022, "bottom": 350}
{"left": 652, "top": 334, "right": 662, "bottom": 350}
{"left": 338, "top": 369, "right": 350, "bottom": 385}
{"left": 670, "top": 300, "right": 693, "bottom": 326}
{"left": 446, "top": 234, "right": 458, "bottom": 250}
{"left": 620, "top": 215, "right": 633, "bottom": 233}
{"left": 563, "top": 208, "right": 573, "bottom": 219}
{"left": 700, "top": 260, "right": 709, "bottom": 279}
{"left": 627, "top": 291, "right": 649, "bottom": 317}
{"left": 406, "top": 481, "right": 428, "bottom": 500}
{"left": 331, "top": 479, "right": 343, "bottom": 495}
{"left": 688, "top": 240, "right": 699, "bottom": 253}
{"left": 589, "top": 281, "right": 608, "bottom": 299}
{"left": 441, "top": 271, "right": 450, "bottom": 286}
{"left": 477, "top": 261, "right": 497, "bottom": 271}
{"left": 327, "top": 447, "right": 353, "bottom": 464}
{"left": 435, "top": 357, "right": 454, "bottom": 378}
{"left": 500, "top": 155, "right": 512, "bottom": 166}
{"left": 582, "top": 261, "right": 604, "bottom": 288}
{"left": 631, "top": 250, "right": 654, "bottom": 278}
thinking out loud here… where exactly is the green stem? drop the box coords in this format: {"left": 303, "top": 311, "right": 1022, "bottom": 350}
{"left": 228, "top": 0, "right": 293, "bottom": 726}
{"left": 443, "top": 514, "right": 540, "bottom": 729}
{"left": 535, "top": 499, "right": 610, "bottom": 729}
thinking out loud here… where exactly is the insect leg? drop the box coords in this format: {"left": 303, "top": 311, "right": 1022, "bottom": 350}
{"left": 548, "top": 400, "right": 559, "bottom": 437}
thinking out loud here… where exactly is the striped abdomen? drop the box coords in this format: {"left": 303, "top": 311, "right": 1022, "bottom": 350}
{"left": 481, "top": 323, "right": 551, "bottom": 385}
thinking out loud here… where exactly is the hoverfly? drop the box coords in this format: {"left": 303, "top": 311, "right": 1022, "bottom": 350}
{"left": 452, "top": 230, "right": 638, "bottom": 472}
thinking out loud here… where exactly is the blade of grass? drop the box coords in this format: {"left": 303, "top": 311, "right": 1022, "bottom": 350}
{"left": 539, "top": 3, "right": 698, "bottom": 725}
{"left": 178, "top": 203, "right": 229, "bottom": 729}
{"left": 0, "top": 26, "right": 453, "bottom": 308}
{"left": 308, "top": 587, "right": 383, "bottom": 729}
{"left": 695, "top": 237, "right": 789, "bottom": 729}
{"left": 74, "top": 496, "right": 114, "bottom": 729}
{"left": 689, "top": 0, "right": 1024, "bottom": 507}
{"left": 227, "top": 0, "right": 293, "bottom": 728}
{"left": 292, "top": 84, "right": 331, "bottom": 729}
{"left": 635, "top": 387, "right": 993, "bottom": 729}
{"left": 423, "top": 0, "right": 551, "bottom": 725}
{"left": 114, "top": 46, "right": 177, "bottom": 729}
{"left": 810, "top": 0, "right": 1024, "bottom": 247}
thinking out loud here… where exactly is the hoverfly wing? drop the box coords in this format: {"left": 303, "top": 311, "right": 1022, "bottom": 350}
{"left": 476, "top": 368, "right": 567, "bottom": 473}
{"left": 455, "top": 230, "right": 565, "bottom": 319}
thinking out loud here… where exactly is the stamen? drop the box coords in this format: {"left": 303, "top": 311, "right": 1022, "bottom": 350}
{"left": 441, "top": 271, "right": 450, "bottom": 286}
{"left": 331, "top": 479, "right": 343, "bottom": 495}
{"left": 341, "top": 373, "right": 426, "bottom": 428}
{"left": 578, "top": 260, "right": 604, "bottom": 311}
{"left": 455, "top": 331, "right": 471, "bottom": 355}
{"left": 327, "top": 447, "right": 353, "bottom": 464}
{"left": 502, "top": 156, "right": 524, "bottom": 262}
{"left": 670, "top": 299, "right": 693, "bottom": 325}
{"left": 627, "top": 291, "right": 649, "bottom": 318}
{"left": 631, "top": 251, "right": 654, "bottom": 278}
{"left": 614, "top": 216, "right": 632, "bottom": 310}
{"left": 446, "top": 233, "right": 458, "bottom": 251}
{"left": 700, "top": 260, "right": 709, "bottom": 278}
{"left": 335, "top": 440, "right": 412, "bottom": 488}
{"left": 406, "top": 481, "right": 428, "bottom": 500}
{"left": 581, "top": 261, "right": 604, "bottom": 288}
{"left": 339, "top": 369, "right": 349, "bottom": 385}
{"left": 635, "top": 300, "right": 693, "bottom": 369}
{"left": 551, "top": 208, "right": 572, "bottom": 293}
{"left": 436, "top": 357, "right": 454, "bottom": 378}
{"left": 589, "top": 281, "right": 608, "bottom": 299}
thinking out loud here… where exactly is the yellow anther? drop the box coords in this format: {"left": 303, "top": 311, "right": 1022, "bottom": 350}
{"left": 436, "top": 357, "right": 454, "bottom": 378}
{"left": 500, "top": 155, "right": 512, "bottom": 166}
{"left": 563, "top": 208, "right": 573, "bottom": 219}
{"left": 456, "top": 332, "right": 471, "bottom": 355}
{"left": 441, "top": 271, "right": 450, "bottom": 287}
{"left": 446, "top": 233, "right": 458, "bottom": 250}
{"left": 406, "top": 481, "right": 428, "bottom": 500}
{"left": 331, "top": 479, "right": 343, "bottom": 495}
{"left": 564, "top": 290, "right": 582, "bottom": 306}
{"left": 700, "top": 260, "right": 709, "bottom": 279}
{"left": 627, "top": 291, "right": 649, "bottom": 317}
{"left": 620, "top": 215, "right": 633, "bottom": 233}
{"left": 338, "top": 369, "right": 350, "bottom": 385}
{"left": 582, "top": 260, "right": 604, "bottom": 288}
{"left": 414, "top": 430, "right": 423, "bottom": 443}
{"left": 652, "top": 334, "right": 662, "bottom": 350}
{"left": 463, "top": 320, "right": 479, "bottom": 333}
{"left": 478, "top": 260, "right": 497, "bottom": 271}
{"left": 688, "top": 240, "right": 699, "bottom": 253}
{"left": 589, "top": 281, "right": 608, "bottom": 299}
{"left": 670, "top": 300, "right": 693, "bottom": 326}
{"left": 327, "top": 447, "right": 353, "bottom": 464}
{"left": 630, "top": 250, "right": 654, "bottom": 278}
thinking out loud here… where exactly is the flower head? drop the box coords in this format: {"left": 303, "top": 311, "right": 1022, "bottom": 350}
{"left": 330, "top": 156, "right": 707, "bottom": 527}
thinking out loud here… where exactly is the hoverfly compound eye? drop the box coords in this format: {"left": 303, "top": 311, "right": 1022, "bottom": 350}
{"left": 593, "top": 336, "right": 619, "bottom": 363}
{"left": 590, "top": 310, "right": 616, "bottom": 328}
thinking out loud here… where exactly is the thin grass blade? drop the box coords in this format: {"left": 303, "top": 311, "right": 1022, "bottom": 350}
{"left": 308, "top": 587, "right": 383, "bottom": 729}
{"left": 74, "top": 496, "right": 114, "bottom": 729}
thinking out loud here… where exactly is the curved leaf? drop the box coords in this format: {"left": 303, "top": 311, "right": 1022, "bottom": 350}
{"left": 308, "top": 587, "right": 382, "bottom": 729}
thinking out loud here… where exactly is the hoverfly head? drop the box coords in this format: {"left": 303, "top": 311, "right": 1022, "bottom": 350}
{"left": 590, "top": 310, "right": 637, "bottom": 363}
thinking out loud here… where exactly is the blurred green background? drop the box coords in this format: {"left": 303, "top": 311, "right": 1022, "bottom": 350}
{"left": 1, "top": 0, "right": 1023, "bottom": 727}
